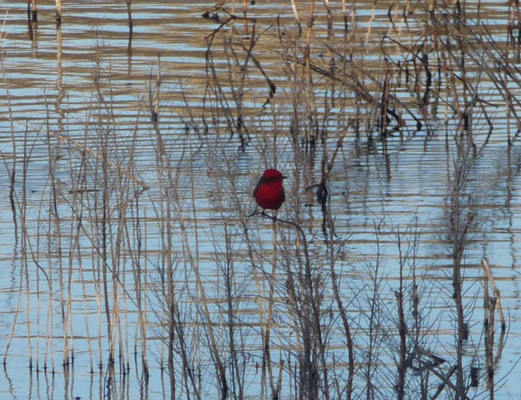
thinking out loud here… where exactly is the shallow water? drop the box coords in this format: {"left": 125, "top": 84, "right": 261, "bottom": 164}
{"left": 1, "top": 0, "right": 521, "bottom": 399}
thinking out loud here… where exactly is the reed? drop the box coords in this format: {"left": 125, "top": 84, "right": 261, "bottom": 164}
{"left": 0, "top": 11, "right": 7, "bottom": 44}
{"left": 126, "top": 0, "right": 132, "bottom": 33}
{"left": 55, "top": 0, "right": 61, "bottom": 24}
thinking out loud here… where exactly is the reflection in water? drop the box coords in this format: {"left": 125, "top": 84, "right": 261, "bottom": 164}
{"left": 1, "top": 0, "right": 521, "bottom": 399}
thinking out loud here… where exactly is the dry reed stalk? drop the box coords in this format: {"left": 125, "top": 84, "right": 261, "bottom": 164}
{"left": 445, "top": 129, "right": 477, "bottom": 399}
{"left": 43, "top": 106, "right": 72, "bottom": 370}
{"left": 274, "top": 360, "right": 284, "bottom": 399}
{"left": 380, "top": 67, "right": 391, "bottom": 136}
{"left": 31, "top": 0, "right": 37, "bottom": 21}
{"left": 66, "top": 168, "right": 90, "bottom": 371}
{"left": 304, "top": 0, "right": 316, "bottom": 144}
{"left": 482, "top": 263, "right": 495, "bottom": 397}
{"left": 55, "top": 0, "right": 61, "bottom": 23}
{"left": 77, "top": 222, "right": 95, "bottom": 373}
{"left": 221, "top": 223, "right": 246, "bottom": 399}
{"left": 242, "top": 0, "right": 249, "bottom": 35}
{"left": 2, "top": 260, "right": 25, "bottom": 365}
{"left": 262, "top": 218, "right": 279, "bottom": 395}
{"left": 127, "top": 197, "right": 149, "bottom": 378}
{"left": 227, "top": 22, "right": 257, "bottom": 147}
{"left": 158, "top": 179, "right": 179, "bottom": 396}
{"left": 21, "top": 133, "right": 34, "bottom": 371}
{"left": 322, "top": 0, "right": 333, "bottom": 41}
{"left": 61, "top": 189, "right": 74, "bottom": 371}
{"left": 33, "top": 174, "right": 49, "bottom": 373}
{"left": 141, "top": 207, "right": 149, "bottom": 376}
{"left": 91, "top": 207, "right": 103, "bottom": 372}
{"left": 73, "top": 183, "right": 96, "bottom": 374}
{"left": 290, "top": 0, "right": 301, "bottom": 28}
{"left": 481, "top": 259, "right": 506, "bottom": 330}
{"left": 113, "top": 170, "right": 136, "bottom": 376}
{"left": 364, "top": 224, "right": 383, "bottom": 400}
{"left": 0, "top": 11, "right": 8, "bottom": 43}
{"left": 3, "top": 129, "right": 53, "bottom": 370}
{"left": 1, "top": 61, "right": 18, "bottom": 366}
{"left": 1, "top": 59, "right": 18, "bottom": 250}
{"left": 253, "top": 262, "right": 268, "bottom": 399}
{"left": 126, "top": 0, "right": 132, "bottom": 33}
{"left": 326, "top": 245, "right": 354, "bottom": 399}
{"left": 396, "top": 232, "right": 408, "bottom": 400}
{"left": 100, "top": 137, "right": 115, "bottom": 369}
{"left": 147, "top": 63, "right": 176, "bottom": 393}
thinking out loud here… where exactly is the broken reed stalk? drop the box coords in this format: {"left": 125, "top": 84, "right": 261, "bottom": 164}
{"left": 481, "top": 259, "right": 506, "bottom": 330}
{"left": 55, "top": 0, "right": 61, "bottom": 24}
{"left": 290, "top": 0, "right": 301, "bottom": 29}
{"left": 1, "top": 11, "right": 8, "bottom": 43}
{"left": 31, "top": 0, "right": 37, "bottom": 22}
{"left": 481, "top": 258, "right": 509, "bottom": 398}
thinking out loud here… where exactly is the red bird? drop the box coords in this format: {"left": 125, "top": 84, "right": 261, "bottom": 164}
{"left": 254, "top": 169, "right": 287, "bottom": 212}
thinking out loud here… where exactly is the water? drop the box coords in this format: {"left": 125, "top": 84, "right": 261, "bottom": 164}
{"left": 1, "top": 0, "right": 521, "bottom": 399}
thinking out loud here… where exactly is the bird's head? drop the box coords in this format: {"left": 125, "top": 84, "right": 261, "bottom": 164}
{"left": 263, "top": 169, "right": 287, "bottom": 181}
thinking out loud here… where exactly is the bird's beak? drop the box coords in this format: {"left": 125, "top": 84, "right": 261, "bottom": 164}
{"left": 282, "top": 176, "right": 288, "bottom": 179}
